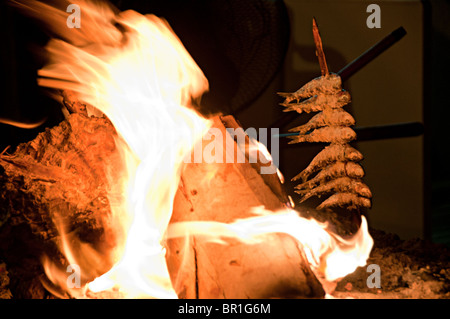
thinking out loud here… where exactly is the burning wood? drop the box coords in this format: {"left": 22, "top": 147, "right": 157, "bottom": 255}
{"left": 168, "top": 116, "right": 324, "bottom": 298}
{"left": 0, "top": 104, "right": 326, "bottom": 298}
{"left": 0, "top": 108, "right": 123, "bottom": 297}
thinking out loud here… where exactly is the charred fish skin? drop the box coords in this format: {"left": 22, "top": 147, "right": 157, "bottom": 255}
{"left": 291, "top": 144, "right": 364, "bottom": 183}
{"left": 280, "top": 74, "right": 371, "bottom": 212}
{"left": 317, "top": 193, "right": 372, "bottom": 210}
{"left": 287, "top": 126, "right": 357, "bottom": 144}
{"left": 288, "top": 109, "right": 355, "bottom": 134}
{"left": 278, "top": 73, "right": 342, "bottom": 103}
{"left": 294, "top": 162, "right": 365, "bottom": 190}
{"left": 281, "top": 91, "right": 351, "bottom": 113}
{"left": 295, "top": 177, "right": 372, "bottom": 202}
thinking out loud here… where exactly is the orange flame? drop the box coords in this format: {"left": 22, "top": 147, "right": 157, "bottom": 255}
{"left": 18, "top": 0, "right": 374, "bottom": 298}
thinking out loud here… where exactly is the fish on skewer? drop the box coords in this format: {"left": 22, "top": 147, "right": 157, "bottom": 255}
{"left": 279, "top": 18, "right": 371, "bottom": 212}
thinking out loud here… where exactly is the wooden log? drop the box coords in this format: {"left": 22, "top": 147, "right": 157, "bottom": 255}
{"left": 0, "top": 112, "right": 122, "bottom": 297}
{"left": 0, "top": 113, "right": 122, "bottom": 242}
{"left": 167, "top": 116, "right": 325, "bottom": 299}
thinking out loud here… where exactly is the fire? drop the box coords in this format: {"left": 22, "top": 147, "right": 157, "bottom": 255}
{"left": 16, "top": 0, "right": 374, "bottom": 298}
{"left": 21, "top": 0, "right": 211, "bottom": 298}
{"left": 166, "top": 207, "right": 372, "bottom": 283}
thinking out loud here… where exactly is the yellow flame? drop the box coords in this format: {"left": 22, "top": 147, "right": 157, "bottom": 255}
{"left": 28, "top": 0, "right": 211, "bottom": 298}
{"left": 67, "top": 12, "right": 212, "bottom": 298}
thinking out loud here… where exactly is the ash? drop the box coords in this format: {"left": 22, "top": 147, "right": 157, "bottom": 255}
{"left": 333, "top": 229, "right": 450, "bottom": 299}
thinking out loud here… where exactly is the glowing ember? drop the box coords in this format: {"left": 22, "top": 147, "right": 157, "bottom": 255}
{"left": 17, "top": 0, "right": 374, "bottom": 298}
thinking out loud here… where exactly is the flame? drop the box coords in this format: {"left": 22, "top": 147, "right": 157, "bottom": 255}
{"left": 166, "top": 207, "right": 373, "bottom": 283}
{"left": 247, "top": 135, "right": 283, "bottom": 179}
{"left": 18, "top": 0, "right": 374, "bottom": 298}
{"left": 25, "top": 0, "right": 211, "bottom": 298}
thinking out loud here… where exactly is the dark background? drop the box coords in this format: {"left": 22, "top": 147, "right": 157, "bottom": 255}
{"left": 0, "top": 0, "right": 449, "bottom": 246}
